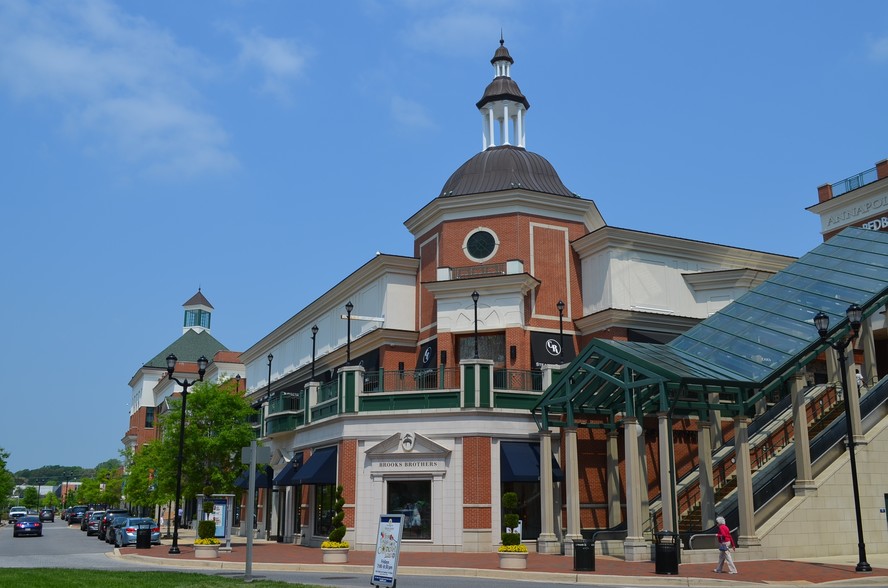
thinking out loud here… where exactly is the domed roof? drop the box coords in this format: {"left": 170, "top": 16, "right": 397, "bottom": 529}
{"left": 476, "top": 76, "right": 529, "bottom": 110}
{"left": 439, "top": 146, "right": 575, "bottom": 198}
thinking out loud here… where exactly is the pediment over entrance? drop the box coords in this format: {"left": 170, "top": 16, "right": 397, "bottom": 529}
{"left": 365, "top": 432, "right": 451, "bottom": 458}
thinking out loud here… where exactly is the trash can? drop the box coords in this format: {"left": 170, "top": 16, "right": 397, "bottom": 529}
{"left": 573, "top": 539, "right": 595, "bottom": 571}
{"left": 654, "top": 531, "right": 679, "bottom": 575}
{"left": 136, "top": 525, "right": 152, "bottom": 549}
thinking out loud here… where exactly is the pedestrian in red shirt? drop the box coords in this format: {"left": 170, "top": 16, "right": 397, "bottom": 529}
{"left": 714, "top": 516, "right": 737, "bottom": 574}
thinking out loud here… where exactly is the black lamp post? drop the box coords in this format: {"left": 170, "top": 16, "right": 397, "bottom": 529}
{"left": 345, "top": 301, "right": 354, "bottom": 364}
{"left": 165, "top": 353, "right": 208, "bottom": 555}
{"left": 34, "top": 478, "right": 45, "bottom": 506}
{"left": 265, "top": 353, "right": 273, "bottom": 540}
{"left": 311, "top": 324, "right": 319, "bottom": 380}
{"left": 813, "top": 304, "right": 871, "bottom": 573}
{"left": 472, "top": 291, "right": 480, "bottom": 359}
{"left": 235, "top": 374, "right": 241, "bottom": 393}
{"left": 557, "top": 300, "right": 565, "bottom": 363}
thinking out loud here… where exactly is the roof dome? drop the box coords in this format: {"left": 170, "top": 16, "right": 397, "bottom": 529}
{"left": 439, "top": 145, "right": 574, "bottom": 198}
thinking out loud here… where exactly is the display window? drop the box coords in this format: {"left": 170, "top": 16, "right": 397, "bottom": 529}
{"left": 387, "top": 480, "right": 431, "bottom": 540}
{"left": 314, "top": 484, "right": 336, "bottom": 537}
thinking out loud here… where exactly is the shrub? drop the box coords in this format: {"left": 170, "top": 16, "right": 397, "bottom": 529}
{"left": 323, "top": 485, "right": 349, "bottom": 549}
{"left": 499, "top": 491, "right": 527, "bottom": 553}
{"left": 195, "top": 520, "right": 220, "bottom": 545}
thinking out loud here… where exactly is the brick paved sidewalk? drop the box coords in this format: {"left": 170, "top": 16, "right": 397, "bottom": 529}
{"left": 121, "top": 541, "right": 888, "bottom": 585}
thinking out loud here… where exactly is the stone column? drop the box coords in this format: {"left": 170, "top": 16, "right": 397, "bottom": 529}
{"left": 734, "top": 417, "right": 761, "bottom": 547}
{"left": 708, "top": 391, "right": 723, "bottom": 447}
{"left": 657, "top": 413, "right": 675, "bottom": 532}
{"left": 826, "top": 350, "right": 840, "bottom": 399}
{"left": 790, "top": 372, "right": 816, "bottom": 496}
{"left": 843, "top": 354, "right": 867, "bottom": 446}
{"left": 637, "top": 424, "right": 650, "bottom": 531}
{"left": 697, "top": 421, "right": 715, "bottom": 529}
{"left": 537, "top": 429, "right": 560, "bottom": 553}
{"left": 563, "top": 427, "right": 582, "bottom": 555}
{"left": 622, "top": 417, "right": 648, "bottom": 560}
{"left": 860, "top": 316, "right": 878, "bottom": 388}
{"left": 606, "top": 430, "right": 622, "bottom": 528}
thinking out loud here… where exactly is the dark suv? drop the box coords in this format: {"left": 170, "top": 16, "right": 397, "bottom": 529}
{"left": 39, "top": 508, "right": 54, "bottom": 522}
{"left": 67, "top": 505, "right": 89, "bottom": 525}
{"left": 97, "top": 509, "right": 130, "bottom": 541}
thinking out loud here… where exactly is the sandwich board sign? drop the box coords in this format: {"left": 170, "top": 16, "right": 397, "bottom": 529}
{"left": 371, "top": 514, "right": 404, "bottom": 588}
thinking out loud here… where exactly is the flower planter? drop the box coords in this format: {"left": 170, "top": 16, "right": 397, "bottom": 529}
{"left": 321, "top": 547, "right": 349, "bottom": 563}
{"left": 194, "top": 544, "right": 221, "bottom": 559}
{"left": 498, "top": 551, "right": 528, "bottom": 569}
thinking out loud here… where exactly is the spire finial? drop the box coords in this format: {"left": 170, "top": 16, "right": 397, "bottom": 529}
{"left": 500, "top": 30, "right": 504, "bottom": 46}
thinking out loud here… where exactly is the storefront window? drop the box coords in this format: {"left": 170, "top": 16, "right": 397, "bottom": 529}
{"left": 501, "top": 481, "right": 541, "bottom": 540}
{"left": 314, "top": 484, "right": 336, "bottom": 537}
{"left": 387, "top": 480, "right": 431, "bottom": 540}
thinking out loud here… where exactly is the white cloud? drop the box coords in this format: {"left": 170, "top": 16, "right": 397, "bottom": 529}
{"left": 390, "top": 95, "right": 436, "bottom": 131}
{"left": 870, "top": 35, "right": 888, "bottom": 61}
{"left": 0, "top": 0, "right": 236, "bottom": 178}
{"left": 233, "top": 28, "right": 311, "bottom": 102}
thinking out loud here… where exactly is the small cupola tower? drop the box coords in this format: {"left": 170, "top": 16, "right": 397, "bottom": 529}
{"left": 182, "top": 288, "right": 213, "bottom": 334}
{"left": 476, "top": 36, "right": 530, "bottom": 150}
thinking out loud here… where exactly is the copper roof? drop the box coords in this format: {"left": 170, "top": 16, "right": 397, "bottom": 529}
{"left": 183, "top": 289, "right": 213, "bottom": 309}
{"left": 476, "top": 76, "right": 529, "bottom": 110}
{"left": 439, "top": 146, "right": 574, "bottom": 198}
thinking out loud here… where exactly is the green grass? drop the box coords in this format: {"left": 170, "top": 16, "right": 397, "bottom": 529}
{"left": 0, "top": 569, "right": 327, "bottom": 587}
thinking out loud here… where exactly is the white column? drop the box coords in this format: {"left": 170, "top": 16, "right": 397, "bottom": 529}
{"left": 657, "top": 413, "right": 675, "bottom": 532}
{"left": 488, "top": 108, "right": 495, "bottom": 148}
{"left": 515, "top": 107, "right": 524, "bottom": 148}
{"left": 537, "top": 430, "right": 560, "bottom": 553}
{"left": 735, "top": 417, "right": 761, "bottom": 547}
{"left": 844, "top": 354, "right": 866, "bottom": 445}
{"left": 697, "top": 421, "right": 715, "bottom": 529}
{"left": 502, "top": 104, "right": 510, "bottom": 145}
{"left": 564, "top": 427, "right": 581, "bottom": 554}
{"left": 827, "top": 350, "right": 840, "bottom": 399}
{"left": 606, "top": 430, "right": 621, "bottom": 528}
{"left": 481, "top": 111, "right": 489, "bottom": 150}
{"left": 709, "top": 391, "right": 723, "bottom": 447}
{"left": 791, "top": 372, "right": 816, "bottom": 495}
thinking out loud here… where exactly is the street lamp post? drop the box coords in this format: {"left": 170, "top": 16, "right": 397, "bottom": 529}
{"left": 311, "top": 325, "right": 319, "bottom": 380}
{"left": 472, "top": 291, "right": 480, "bottom": 359}
{"left": 813, "top": 304, "right": 871, "bottom": 573}
{"left": 34, "top": 478, "right": 45, "bottom": 506}
{"left": 266, "top": 353, "right": 273, "bottom": 540}
{"left": 557, "top": 300, "right": 565, "bottom": 363}
{"left": 345, "top": 302, "right": 354, "bottom": 364}
{"left": 164, "top": 353, "right": 208, "bottom": 555}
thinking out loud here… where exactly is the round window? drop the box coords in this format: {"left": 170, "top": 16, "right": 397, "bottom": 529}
{"left": 464, "top": 229, "right": 498, "bottom": 262}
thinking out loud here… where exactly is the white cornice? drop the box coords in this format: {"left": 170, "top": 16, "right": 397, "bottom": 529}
{"left": 241, "top": 254, "right": 419, "bottom": 364}
{"left": 423, "top": 273, "right": 541, "bottom": 298}
{"left": 682, "top": 268, "right": 775, "bottom": 292}
{"left": 575, "top": 308, "right": 700, "bottom": 337}
{"left": 572, "top": 226, "right": 794, "bottom": 271}
{"left": 404, "top": 191, "right": 605, "bottom": 238}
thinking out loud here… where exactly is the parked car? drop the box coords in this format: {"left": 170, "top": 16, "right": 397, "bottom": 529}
{"left": 86, "top": 510, "right": 105, "bottom": 536}
{"left": 8, "top": 506, "right": 28, "bottom": 524}
{"left": 80, "top": 509, "right": 95, "bottom": 531}
{"left": 105, "top": 515, "right": 129, "bottom": 544}
{"left": 12, "top": 515, "right": 43, "bottom": 537}
{"left": 97, "top": 509, "right": 130, "bottom": 541}
{"left": 67, "top": 505, "right": 89, "bottom": 525}
{"left": 114, "top": 517, "right": 161, "bottom": 547}
{"left": 39, "top": 508, "right": 54, "bottom": 522}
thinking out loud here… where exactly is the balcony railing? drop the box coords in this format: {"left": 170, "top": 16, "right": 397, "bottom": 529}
{"left": 318, "top": 380, "right": 338, "bottom": 403}
{"left": 267, "top": 392, "right": 302, "bottom": 415}
{"left": 364, "top": 368, "right": 460, "bottom": 392}
{"left": 452, "top": 263, "right": 507, "bottom": 279}
{"left": 831, "top": 166, "right": 878, "bottom": 197}
{"left": 494, "top": 369, "right": 544, "bottom": 391}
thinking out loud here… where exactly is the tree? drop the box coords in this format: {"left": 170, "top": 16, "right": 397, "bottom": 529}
{"left": 21, "top": 486, "right": 39, "bottom": 509}
{"left": 0, "top": 448, "right": 15, "bottom": 511}
{"left": 153, "top": 379, "right": 256, "bottom": 501}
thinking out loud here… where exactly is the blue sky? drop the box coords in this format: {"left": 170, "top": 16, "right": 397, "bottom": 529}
{"left": 2, "top": 0, "right": 887, "bottom": 474}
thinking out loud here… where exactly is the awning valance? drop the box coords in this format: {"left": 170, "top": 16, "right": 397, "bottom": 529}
{"left": 501, "top": 441, "right": 564, "bottom": 483}
{"left": 290, "top": 446, "right": 338, "bottom": 485}
{"left": 273, "top": 454, "right": 304, "bottom": 486}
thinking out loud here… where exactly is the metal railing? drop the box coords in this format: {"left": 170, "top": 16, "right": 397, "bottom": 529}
{"left": 317, "top": 381, "right": 338, "bottom": 403}
{"left": 493, "top": 369, "right": 544, "bottom": 391}
{"left": 831, "top": 167, "right": 878, "bottom": 197}
{"left": 267, "top": 392, "right": 302, "bottom": 415}
{"left": 363, "top": 368, "right": 460, "bottom": 392}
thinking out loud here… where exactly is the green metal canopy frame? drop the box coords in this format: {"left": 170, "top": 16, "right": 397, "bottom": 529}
{"left": 534, "top": 226, "right": 888, "bottom": 430}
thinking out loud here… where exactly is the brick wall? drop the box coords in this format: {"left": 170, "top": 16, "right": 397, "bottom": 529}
{"left": 462, "top": 436, "right": 491, "bottom": 529}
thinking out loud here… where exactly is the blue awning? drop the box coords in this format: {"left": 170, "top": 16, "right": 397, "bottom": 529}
{"left": 501, "top": 441, "right": 564, "bottom": 483}
{"left": 290, "top": 446, "right": 337, "bottom": 485}
{"left": 234, "top": 468, "right": 269, "bottom": 489}
{"left": 273, "top": 454, "right": 304, "bottom": 486}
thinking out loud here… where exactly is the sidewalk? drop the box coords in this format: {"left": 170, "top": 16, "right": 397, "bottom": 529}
{"left": 115, "top": 531, "right": 888, "bottom": 586}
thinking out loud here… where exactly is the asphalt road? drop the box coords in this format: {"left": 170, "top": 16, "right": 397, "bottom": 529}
{"left": 0, "top": 520, "right": 595, "bottom": 587}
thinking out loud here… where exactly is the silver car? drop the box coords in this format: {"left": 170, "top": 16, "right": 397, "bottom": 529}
{"left": 114, "top": 517, "right": 161, "bottom": 547}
